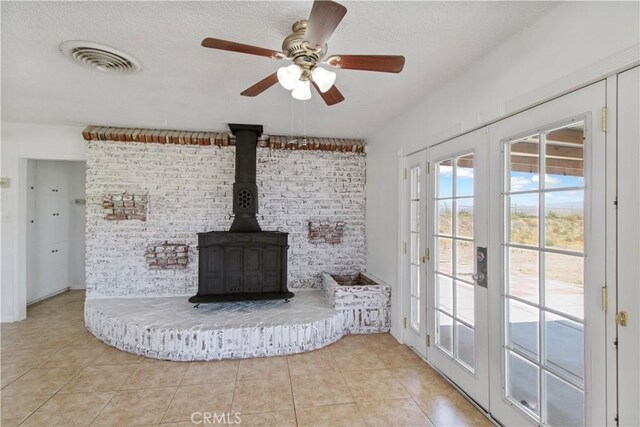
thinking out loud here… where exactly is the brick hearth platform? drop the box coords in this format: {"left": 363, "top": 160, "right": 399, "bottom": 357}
{"left": 85, "top": 291, "right": 347, "bottom": 361}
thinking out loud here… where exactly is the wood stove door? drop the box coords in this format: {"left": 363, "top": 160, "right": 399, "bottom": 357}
{"left": 224, "top": 246, "right": 243, "bottom": 293}
{"left": 199, "top": 246, "right": 224, "bottom": 295}
{"left": 243, "top": 246, "right": 263, "bottom": 292}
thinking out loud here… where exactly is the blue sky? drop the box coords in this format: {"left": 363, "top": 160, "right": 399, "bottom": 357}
{"left": 437, "top": 167, "right": 584, "bottom": 215}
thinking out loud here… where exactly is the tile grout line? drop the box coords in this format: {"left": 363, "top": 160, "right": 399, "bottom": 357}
{"left": 1, "top": 366, "right": 33, "bottom": 391}
{"left": 87, "top": 359, "right": 143, "bottom": 425}
{"left": 389, "top": 367, "right": 439, "bottom": 426}
{"left": 158, "top": 363, "right": 189, "bottom": 424}
{"left": 332, "top": 347, "right": 368, "bottom": 425}
{"left": 15, "top": 366, "right": 88, "bottom": 427}
{"left": 285, "top": 356, "right": 299, "bottom": 427}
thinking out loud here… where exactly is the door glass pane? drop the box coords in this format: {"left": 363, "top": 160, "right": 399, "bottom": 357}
{"left": 509, "top": 194, "right": 539, "bottom": 246}
{"left": 437, "top": 274, "right": 453, "bottom": 314}
{"left": 508, "top": 298, "right": 539, "bottom": 358}
{"left": 455, "top": 240, "right": 474, "bottom": 282}
{"left": 508, "top": 248, "right": 539, "bottom": 304}
{"left": 544, "top": 372, "right": 584, "bottom": 427}
{"left": 438, "top": 200, "right": 452, "bottom": 235}
{"left": 410, "top": 167, "right": 420, "bottom": 199}
{"left": 544, "top": 190, "right": 584, "bottom": 251}
{"left": 438, "top": 159, "right": 453, "bottom": 198}
{"left": 437, "top": 311, "right": 453, "bottom": 354}
{"left": 411, "top": 297, "right": 420, "bottom": 330}
{"left": 544, "top": 312, "right": 583, "bottom": 383}
{"left": 544, "top": 252, "right": 584, "bottom": 320}
{"left": 456, "top": 198, "right": 473, "bottom": 238}
{"left": 508, "top": 135, "right": 540, "bottom": 192}
{"left": 455, "top": 321, "right": 475, "bottom": 369}
{"left": 411, "top": 232, "right": 420, "bottom": 265}
{"left": 410, "top": 265, "right": 420, "bottom": 297}
{"left": 544, "top": 123, "right": 584, "bottom": 189}
{"left": 411, "top": 201, "right": 420, "bottom": 232}
{"left": 455, "top": 154, "right": 474, "bottom": 197}
{"left": 437, "top": 237, "right": 452, "bottom": 274}
{"left": 456, "top": 281, "right": 474, "bottom": 326}
{"left": 507, "top": 350, "right": 540, "bottom": 416}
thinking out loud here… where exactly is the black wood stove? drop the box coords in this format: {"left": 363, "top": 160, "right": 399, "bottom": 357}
{"left": 189, "top": 124, "right": 294, "bottom": 305}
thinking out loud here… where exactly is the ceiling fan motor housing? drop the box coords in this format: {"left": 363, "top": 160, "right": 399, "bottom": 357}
{"left": 282, "top": 20, "right": 327, "bottom": 78}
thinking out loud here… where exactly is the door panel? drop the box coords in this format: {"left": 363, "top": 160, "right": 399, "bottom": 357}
{"left": 428, "top": 128, "right": 489, "bottom": 409}
{"left": 488, "top": 81, "right": 607, "bottom": 426}
{"left": 404, "top": 150, "right": 427, "bottom": 355}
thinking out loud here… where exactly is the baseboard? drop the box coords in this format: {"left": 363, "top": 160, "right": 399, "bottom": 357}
{"left": 390, "top": 326, "right": 403, "bottom": 344}
{"left": 27, "top": 287, "right": 70, "bottom": 306}
{"left": 68, "top": 285, "right": 86, "bottom": 290}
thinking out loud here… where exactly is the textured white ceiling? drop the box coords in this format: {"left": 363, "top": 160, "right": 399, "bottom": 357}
{"left": 1, "top": 1, "right": 555, "bottom": 138}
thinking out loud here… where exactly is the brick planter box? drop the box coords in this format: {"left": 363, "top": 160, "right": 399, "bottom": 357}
{"left": 321, "top": 272, "right": 391, "bottom": 334}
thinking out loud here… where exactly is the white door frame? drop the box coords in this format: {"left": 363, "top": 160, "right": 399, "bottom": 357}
{"left": 613, "top": 66, "right": 639, "bottom": 426}
{"left": 14, "top": 153, "right": 86, "bottom": 321}
{"left": 487, "top": 81, "right": 608, "bottom": 426}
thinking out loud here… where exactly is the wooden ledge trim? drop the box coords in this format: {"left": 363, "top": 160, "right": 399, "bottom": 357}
{"left": 82, "top": 125, "right": 366, "bottom": 153}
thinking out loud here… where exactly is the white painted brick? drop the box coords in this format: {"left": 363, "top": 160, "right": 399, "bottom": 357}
{"left": 86, "top": 141, "right": 366, "bottom": 297}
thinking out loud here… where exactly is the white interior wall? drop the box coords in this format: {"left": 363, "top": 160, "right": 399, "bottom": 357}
{"left": 0, "top": 123, "right": 86, "bottom": 321}
{"left": 365, "top": 1, "right": 640, "bottom": 339}
{"left": 69, "top": 161, "right": 86, "bottom": 289}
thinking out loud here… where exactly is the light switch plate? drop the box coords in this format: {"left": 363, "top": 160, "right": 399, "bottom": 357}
{"left": 0, "top": 177, "right": 11, "bottom": 189}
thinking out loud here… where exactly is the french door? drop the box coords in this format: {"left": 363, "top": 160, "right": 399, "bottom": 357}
{"left": 488, "top": 81, "right": 607, "bottom": 426}
{"left": 427, "top": 129, "right": 490, "bottom": 409}
{"left": 403, "top": 150, "right": 428, "bottom": 356}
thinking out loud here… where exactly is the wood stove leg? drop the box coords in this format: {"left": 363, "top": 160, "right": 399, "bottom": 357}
{"left": 194, "top": 304, "right": 201, "bottom": 309}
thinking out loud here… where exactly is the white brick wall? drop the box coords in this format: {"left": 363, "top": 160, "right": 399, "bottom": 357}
{"left": 85, "top": 141, "right": 366, "bottom": 297}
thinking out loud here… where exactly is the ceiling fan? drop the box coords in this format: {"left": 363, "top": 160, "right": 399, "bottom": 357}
{"left": 201, "top": 0, "right": 405, "bottom": 106}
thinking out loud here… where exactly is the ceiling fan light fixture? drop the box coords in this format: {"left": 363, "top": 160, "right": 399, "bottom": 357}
{"left": 311, "top": 66, "right": 336, "bottom": 93}
{"left": 291, "top": 79, "right": 312, "bottom": 100}
{"left": 277, "top": 64, "right": 302, "bottom": 90}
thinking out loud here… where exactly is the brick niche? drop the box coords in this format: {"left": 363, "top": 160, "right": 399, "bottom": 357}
{"left": 309, "top": 221, "right": 345, "bottom": 244}
{"left": 146, "top": 242, "right": 189, "bottom": 269}
{"left": 102, "top": 192, "right": 147, "bottom": 221}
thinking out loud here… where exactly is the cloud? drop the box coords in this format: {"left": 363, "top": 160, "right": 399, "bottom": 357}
{"left": 438, "top": 165, "right": 474, "bottom": 178}
{"left": 457, "top": 167, "right": 474, "bottom": 178}
{"left": 511, "top": 176, "right": 532, "bottom": 191}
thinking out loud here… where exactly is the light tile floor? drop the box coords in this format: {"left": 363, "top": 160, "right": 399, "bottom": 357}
{"left": 1, "top": 291, "right": 492, "bottom": 426}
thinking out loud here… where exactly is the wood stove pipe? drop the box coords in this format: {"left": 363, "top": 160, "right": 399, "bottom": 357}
{"left": 228, "top": 123, "right": 263, "bottom": 232}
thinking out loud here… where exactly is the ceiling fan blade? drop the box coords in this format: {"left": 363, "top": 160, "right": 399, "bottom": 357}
{"left": 241, "top": 73, "right": 279, "bottom": 97}
{"left": 325, "top": 55, "right": 405, "bottom": 73}
{"left": 201, "top": 38, "right": 283, "bottom": 59}
{"left": 312, "top": 81, "right": 345, "bottom": 106}
{"left": 304, "top": 0, "right": 347, "bottom": 48}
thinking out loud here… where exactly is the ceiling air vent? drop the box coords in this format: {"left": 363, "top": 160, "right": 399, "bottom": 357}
{"left": 59, "top": 41, "right": 142, "bottom": 74}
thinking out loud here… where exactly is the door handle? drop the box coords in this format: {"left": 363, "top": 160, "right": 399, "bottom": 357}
{"left": 616, "top": 311, "right": 628, "bottom": 327}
